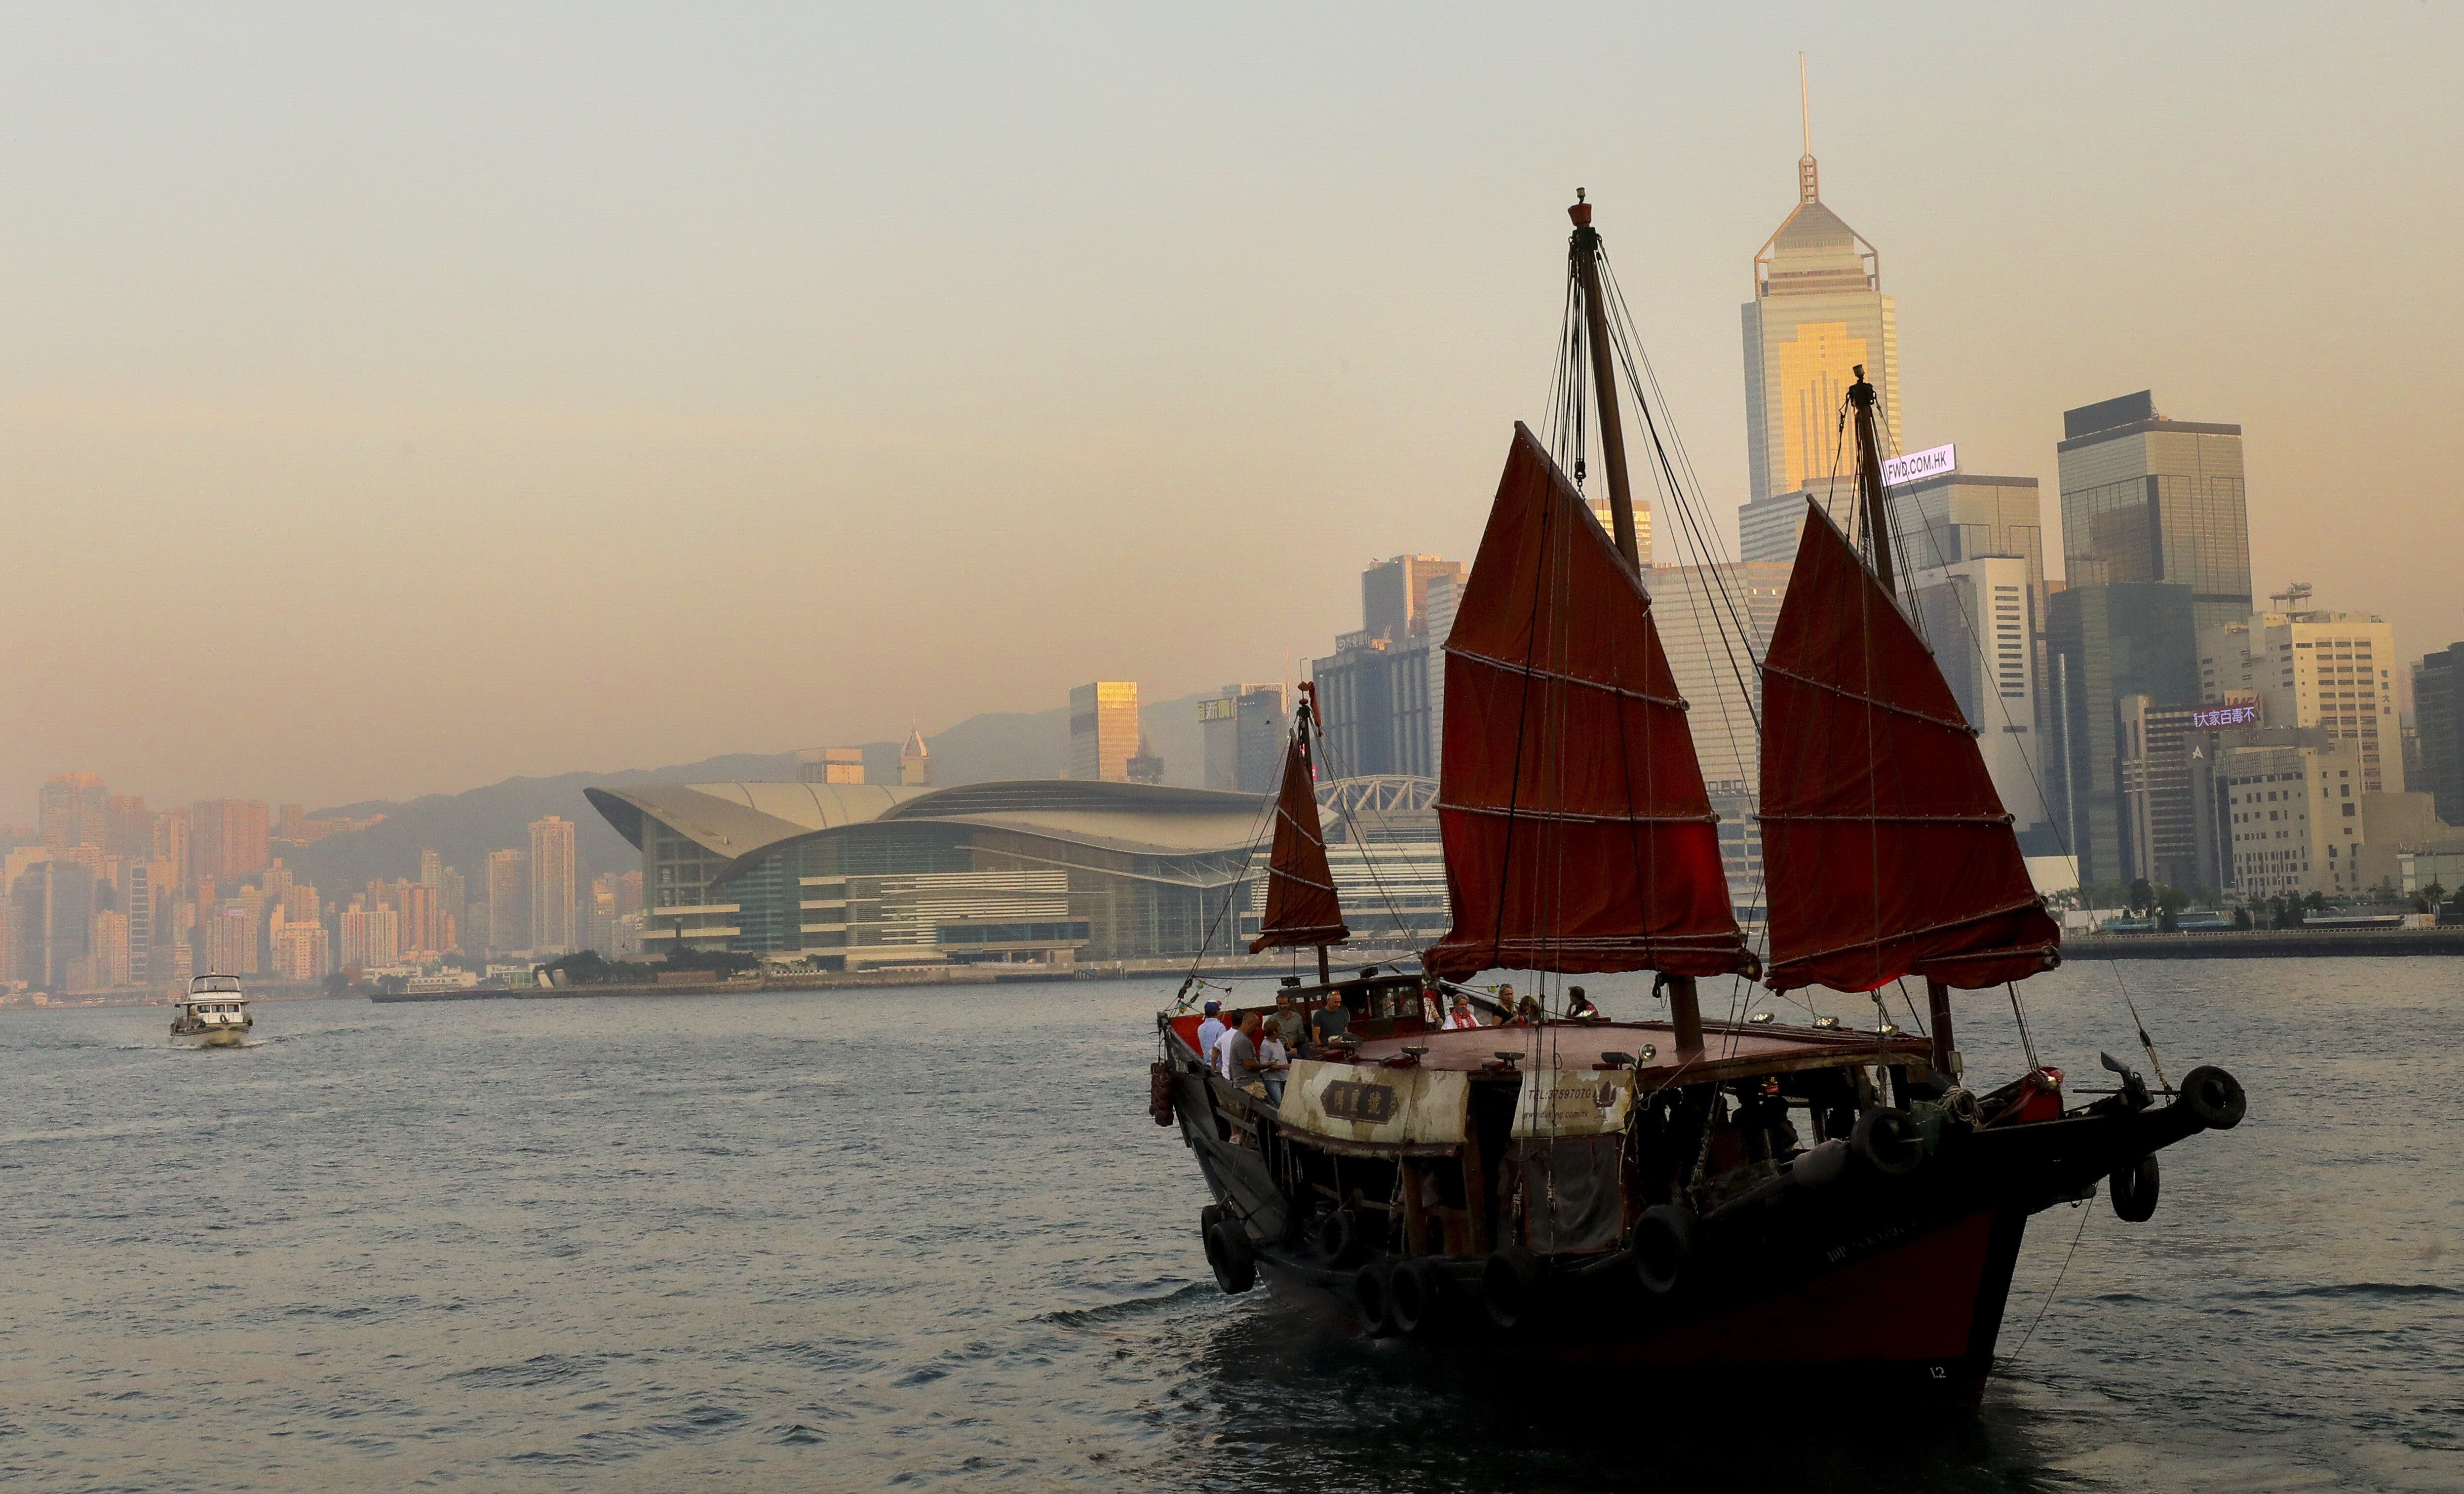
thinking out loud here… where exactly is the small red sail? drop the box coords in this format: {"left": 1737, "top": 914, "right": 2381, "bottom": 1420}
{"left": 1758, "top": 503, "right": 2061, "bottom": 992}
{"left": 1247, "top": 719, "right": 1349, "bottom": 952}
{"left": 1424, "top": 425, "right": 1752, "bottom": 982}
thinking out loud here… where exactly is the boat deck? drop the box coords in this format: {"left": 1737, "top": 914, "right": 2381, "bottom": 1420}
{"left": 1165, "top": 1008, "right": 1930, "bottom": 1085}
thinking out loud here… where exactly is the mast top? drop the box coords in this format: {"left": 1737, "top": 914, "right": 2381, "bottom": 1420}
{"left": 1569, "top": 188, "right": 1591, "bottom": 228}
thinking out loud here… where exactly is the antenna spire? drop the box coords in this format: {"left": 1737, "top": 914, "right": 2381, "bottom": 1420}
{"left": 1798, "top": 53, "right": 1819, "bottom": 203}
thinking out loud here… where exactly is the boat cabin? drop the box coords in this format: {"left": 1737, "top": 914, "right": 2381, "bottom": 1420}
{"left": 1162, "top": 991, "right": 1973, "bottom": 1263}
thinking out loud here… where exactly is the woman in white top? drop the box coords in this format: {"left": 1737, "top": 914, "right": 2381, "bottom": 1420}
{"left": 1256, "top": 1029, "right": 1290, "bottom": 1105}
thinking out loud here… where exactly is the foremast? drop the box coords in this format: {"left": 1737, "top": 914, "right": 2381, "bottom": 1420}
{"left": 1248, "top": 682, "right": 1349, "bottom": 983}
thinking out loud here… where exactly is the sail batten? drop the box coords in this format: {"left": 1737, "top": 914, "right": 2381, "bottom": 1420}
{"left": 1424, "top": 425, "right": 1753, "bottom": 983}
{"left": 1757, "top": 502, "right": 2059, "bottom": 993}
{"left": 1247, "top": 708, "right": 1349, "bottom": 954}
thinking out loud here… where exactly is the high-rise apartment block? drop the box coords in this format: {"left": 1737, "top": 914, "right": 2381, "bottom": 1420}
{"left": 2058, "top": 392, "right": 2252, "bottom": 638}
{"left": 1742, "top": 142, "right": 1899, "bottom": 506}
{"left": 339, "top": 902, "right": 399, "bottom": 970}
{"left": 191, "top": 800, "right": 271, "bottom": 883}
{"left": 39, "top": 773, "right": 108, "bottom": 853}
{"left": 529, "top": 816, "right": 577, "bottom": 954}
{"left": 1068, "top": 682, "right": 1140, "bottom": 783}
{"left": 1197, "top": 684, "right": 1289, "bottom": 794}
{"left": 271, "top": 913, "right": 329, "bottom": 980}
{"left": 486, "top": 849, "right": 529, "bottom": 954}
{"left": 2198, "top": 603, "right": 2401, "bottom": 795}
{"left": 2413, "top": 643, "right": 2464, "bottom": 827}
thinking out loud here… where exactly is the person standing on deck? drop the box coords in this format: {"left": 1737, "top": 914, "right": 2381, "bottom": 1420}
{"left": 1256, "top": 1023, "right": 1290, "bottom": 1105}
{"left": 1195, "top": 1001, "right": 1227, "bottom": 1067}
{"left": 1309, "top": 990, "right": 1350, "bottom": 1050}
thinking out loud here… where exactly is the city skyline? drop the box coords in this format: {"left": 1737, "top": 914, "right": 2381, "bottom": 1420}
{"left": 2, "top": 7, "right": 2460, "bottom": 812}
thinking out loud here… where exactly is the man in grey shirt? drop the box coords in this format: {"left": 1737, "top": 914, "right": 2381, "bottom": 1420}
{"left": 1309, "top": 991, "right": 1350, "bottom": 1049}
{"left": 1220, "top": 1013, "right": 1265, "bottom": 1094}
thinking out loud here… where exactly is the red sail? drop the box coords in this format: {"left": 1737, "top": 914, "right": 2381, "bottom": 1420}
{"left": 1758, "top": 503, "right": 2061, "bottom": 992}
{"left": 1424, "top": 425, "right": 1752, "bottom": 982}
{"left": 1247, "top": 722, "right": 1349, "bottom": 952}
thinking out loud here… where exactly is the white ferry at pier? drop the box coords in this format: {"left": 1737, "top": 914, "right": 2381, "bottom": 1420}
{"left": 170, "top": 975, "right": 253, "bottom": 1047}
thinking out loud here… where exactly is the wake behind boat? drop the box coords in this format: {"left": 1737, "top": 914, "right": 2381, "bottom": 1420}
{"left": 171, "top": 974, "right": 253, "bottom": 1048}
{"left": 1149, "top": 194, "right": 2245, "bottom": 1409}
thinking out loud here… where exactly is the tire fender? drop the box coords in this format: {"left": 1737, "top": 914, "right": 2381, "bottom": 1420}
{"left": 2110, "top": 1153, "right": 2160, "bottom": 1222}
{"left": 1628, "top": 1205, "right": 1697, "bottom": 1296}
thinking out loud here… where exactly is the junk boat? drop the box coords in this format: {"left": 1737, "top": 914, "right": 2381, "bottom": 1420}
{"left": 171, "top": 974, "right": 253, "bottom": 1047}
{"left": 1149, "top": 195, "right": 2244, "bottom": 1408}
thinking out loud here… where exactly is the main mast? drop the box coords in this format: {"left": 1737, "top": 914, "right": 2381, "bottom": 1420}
{"left": 1568, "top": 193, "right": 1643, "bottom": 576}
{"left": 1848, "top": 358, "right": 1949, "bottom": 1074}
{"left": 1568, "top": 194, "right": 1703, "bottom": 1052}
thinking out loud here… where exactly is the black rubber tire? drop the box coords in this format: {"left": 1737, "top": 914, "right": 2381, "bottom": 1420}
{"left": 2109, "top": 1153, "right": 2160, "bottom": 1222}
{"left": 2179, "top": 1065, "right": 2247, "bottom": 1131}
{"left": 1388, "top": 1257, "right": 1446, "bottom": 1335}
{"left": 1315, "top": 1208, "right": 1368, "bottom": 1268}
{"left": 1198, "top": 1204, "right": 1225, "bottom": 1240}
{"left": 1628, "top": 1205, "right": 1697, "bottom": 1296}
{"left": 1851, "top": 1107, "right": 1924, "bottom": 1178}
{"left": 1481, "top": 1246, "right": 1541, "bottom": 1332}
{"left": 1205, "top": 1220, "right": 1256, "bottom": 1295}
{"left": 1351, "top": 1261, "right": 1396, "bottom": 1337}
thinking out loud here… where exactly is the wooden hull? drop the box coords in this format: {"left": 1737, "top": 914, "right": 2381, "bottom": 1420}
{"left": 1251, "top": 1203, "right": 2026, "bottom": 1409}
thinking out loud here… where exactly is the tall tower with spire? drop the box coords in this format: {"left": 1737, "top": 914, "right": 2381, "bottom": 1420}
{"left": 900, "top": 725, "right": 932, "bottom": 786}
{"left": 1740, "top": 60, "right": 1901, "bottom": 511}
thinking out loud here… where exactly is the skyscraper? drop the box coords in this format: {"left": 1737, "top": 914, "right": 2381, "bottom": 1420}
{"left": 1360, "top": 555, "right": 1467, "bottom": 647}
{"left": 39, "top": 774, "right": 108, "bottom": 853}
{"left": 2057, "top": 392, "right": 2253, "bottom": 637}
{"left": 2048, "top": 582, "right": 2200, "bottom": 886}
{"left": 529, "top": 816, "right": 577, "bottom": 954}
{"left": 1741, "top": 113, "right": 1899, "bottom": 507}
{"left": 2413, "top": 642, "right": 2464, "bottom": 826}
{"left": 1197, "top": 684, "right": 1288, "bottom": 794}
{"left": 486, "top": 849, "right": 529, "bottom": 954}
{"left": 900, "top": 728, "right": 932, "bottom": 786}
{"left": 1068, "top": 682, "right": 1140, "bottom": 782}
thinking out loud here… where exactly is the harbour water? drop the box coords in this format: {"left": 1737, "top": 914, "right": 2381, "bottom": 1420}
{"left": 1, "top": 961, "right": 2457, "bottom": 1491}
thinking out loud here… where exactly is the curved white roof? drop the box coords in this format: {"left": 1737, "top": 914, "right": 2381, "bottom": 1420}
{"left": 585, "top": 778, "right": 1271, "bottom": 883}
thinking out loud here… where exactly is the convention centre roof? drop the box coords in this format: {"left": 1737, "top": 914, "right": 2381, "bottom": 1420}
{"left": 583, "top": 779, "right": 1273, "bottom": 884}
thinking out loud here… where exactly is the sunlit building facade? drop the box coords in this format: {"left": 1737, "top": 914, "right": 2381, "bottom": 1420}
{"left": 2058, "top": 392, "right": 2252, "bottom": 638}
{"left": 1069, "top": 682, "right": 1140, "bottom": 783}
{"left": 1741, "top": 146, "right": 1900, "bottom": 506}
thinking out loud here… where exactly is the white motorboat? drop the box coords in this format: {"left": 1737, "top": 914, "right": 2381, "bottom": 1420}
{"left": 170, "top": 974, "right": 253, "bottom": 1047}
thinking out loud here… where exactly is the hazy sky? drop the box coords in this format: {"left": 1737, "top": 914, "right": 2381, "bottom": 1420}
{"left": 4, "top": 3, "right": 2459, "bottom": 814}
